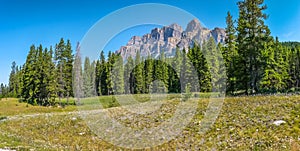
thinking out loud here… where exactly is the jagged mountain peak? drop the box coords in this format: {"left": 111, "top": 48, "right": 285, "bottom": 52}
{"left": 169, "top": 23, "right": 183, "bottom": 32}
{"left": 116, "top": 19, "right": 226, "bottom": 60}
{"left": 186, "top": 18, "right": 202, "bottom": 32}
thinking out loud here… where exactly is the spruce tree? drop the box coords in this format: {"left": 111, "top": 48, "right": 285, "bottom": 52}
{"left": 266, "top": 37, "right": 289, "bottom": 92}
{"left": 153, "top": 51, "right": 168, "bottom": 93}
{"left": 144, "top": 54, "right": 154, "bottom": 93}
{"left": 180, "top": 48, "right": 193, "bottom": 93}
{"left": 106, "top": 51, "right": 114, "bottom": 95}
{"left": 73, "top": 43, "right": 83, "bottom": 100}
{"left": 46, "top": 46, "right": 57, "bottom": 105}
{"left": 91, "top": 61, "right": 97, "bottom": 96}
{"left": 203, "top": 37, "right": 222, "bottom": 92}
{"left": 260, "top": 40, "right": 276, "bottom": 92}
{"left": 124, "top": 56, "right": 134, "bottom": 94}
{"left": 112, "top": 54, "right": 125, "bottom": 94}
{"left": 36, "top": 45, "right": 48, "bottom": 105}
{"left": 133, "top": 50, "right": 144, "bottom": 94}
{"left": 95, "top": 60, "right": 101, "bottom": 96}
{"left": 160, "top": 50, "right": 169, "bottom": 92}
{"left": 217, "top": 43, "right": 227, "bottom": 93}
{"left": 65, "top": 40, "right": 74, "bottom": 101}
{"left": 0, "top": 83, "right": 4, "bottom": 99}
{"left": 296, "top": 46, "right": 300, "bottom": 90}
{"left": 236, "top": 0, "right": 272, "bottom": 94}
{"left": 0, "top": 84, "right": 8, "bottom": 100}
{"left": 224, "top": 11, "right": 238, "bottom": 94}
{"left": 188, "top": 43, "right": 212, "bottom": 92}
{"left": 288, "top": 45, "right": 300, "bottom": 91}
{"left": 16, "top": 66, "right": 23, "bottom": 98}
{"left": 55, "top": 38, "right": 66, "bottom": 101}
{"left": 8, "top": 61, "right": 17, "bottom": 97}
{"left": 99, "top": 51, "right": 107, "bottom": 95}
{"left": 187, "top": 45, "right": 198, "bottom": 92}
{"left": 83, "top": 57, "right": 94, "bottom": 97}
{"left": 170, "top": 47, "right": 182, "bottom": 93}
{"left": 196, "top": 44, "right": 212, "bottom": 92}
{"left": 22, "top": 45, "right": 38, "bottom": 104}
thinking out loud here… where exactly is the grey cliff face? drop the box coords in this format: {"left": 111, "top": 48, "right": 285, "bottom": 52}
{"left": 116, "top": 19, "right": 226, "bottom": 59}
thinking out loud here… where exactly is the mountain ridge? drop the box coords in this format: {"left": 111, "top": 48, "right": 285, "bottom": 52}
{"left": 116, "top": 19, "right": 226, "bottom": 59}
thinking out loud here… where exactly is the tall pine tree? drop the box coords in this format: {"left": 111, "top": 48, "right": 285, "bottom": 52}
{"left": 133, "top": 50, "right": 144, "bottom": 94}
{"left": 236, "top": 0, "right": 271, "bottom": 94}
{"left": 224, "top": 11, "right": 238, "bottom": 94}
{"left": 112, "top": 54, "right": 125, "bottom": 94}
{"left": 73, "top": 43, "right": 83, "bottom": 100}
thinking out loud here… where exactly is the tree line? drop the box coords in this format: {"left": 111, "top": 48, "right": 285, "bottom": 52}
{"left": 1, "top": 0, "right": 300, "bottom": 105}
{"left": 0, "top": 38, "right": 73, "bottom": 105}
{"left": 78, "top": 38, "right": 223, "bottom": 98}
{"left": 222, "top": 0, "right": 300, "bottom": 94}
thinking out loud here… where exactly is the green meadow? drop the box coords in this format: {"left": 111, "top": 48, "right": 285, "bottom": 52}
{"left": 0, "top": 94, "right": 299, "bottom": 150}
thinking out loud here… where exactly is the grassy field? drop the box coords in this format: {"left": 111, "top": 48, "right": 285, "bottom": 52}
{"left": 0, "top": 95, "right": 300, "bottom": 150}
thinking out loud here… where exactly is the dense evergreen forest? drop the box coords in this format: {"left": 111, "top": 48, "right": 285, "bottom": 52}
{"left": 1, "top": 0, "right": 300, "bottom": 106}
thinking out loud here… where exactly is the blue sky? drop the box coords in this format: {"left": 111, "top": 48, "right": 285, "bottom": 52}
{"left": 0, "top": 0, "right": 300, "bottom": 85}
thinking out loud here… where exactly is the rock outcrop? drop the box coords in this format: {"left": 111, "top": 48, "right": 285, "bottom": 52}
{"left": 116, "top": 19, "right": 226, "bottom": 59}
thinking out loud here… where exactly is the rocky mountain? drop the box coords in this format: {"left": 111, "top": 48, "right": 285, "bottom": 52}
{"left": 116, "top": 19, "right": 226, "bottom": 59}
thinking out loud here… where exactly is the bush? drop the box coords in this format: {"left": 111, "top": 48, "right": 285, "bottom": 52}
{"left": 182, "top": 83, "right": 192, "bottom": 101}
{"left": 108, "top": 97, "right": 120, "bottom": 108}
{"left": 0, "top": 116, "right": 7, "bottom": 121}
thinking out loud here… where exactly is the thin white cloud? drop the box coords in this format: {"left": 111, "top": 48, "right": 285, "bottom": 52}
{"left": 283, "top": 31, "right": 294, "bottom": 38}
